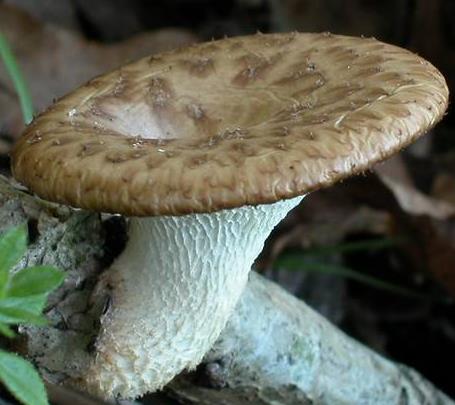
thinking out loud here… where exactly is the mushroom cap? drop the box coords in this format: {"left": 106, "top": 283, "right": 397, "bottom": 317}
{"left": 11, "top": 32, "right": 448, "bottom": 216}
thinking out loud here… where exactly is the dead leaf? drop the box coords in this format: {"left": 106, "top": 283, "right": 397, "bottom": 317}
{"left": 432, "top": 173, "right": 455, "bottom": 206}
{"left": 258, "top": 183, "right": 392, "bottom": 270}
{"left": 414, "top": 216, "right": 455, "bottom": 296}
{"left": 4, "top": 0, "right": 79, "bottom": 30}
{"left": 366, "top": 157, "right": 455, "bottom": 296}
{"left": 375, "top": 156, "right": 455, "bottom": 220}
{"left": 0, "top": 4, "right": 197, "bottom": 141}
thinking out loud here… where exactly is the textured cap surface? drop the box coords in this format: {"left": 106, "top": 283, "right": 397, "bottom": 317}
{"left": 11, "top": 32, "right": 448, "bottom": 216}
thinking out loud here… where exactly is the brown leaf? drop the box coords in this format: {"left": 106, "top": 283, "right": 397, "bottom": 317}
{"left": 368, "top": 158, "right": 455, "bottom": 296}
{"left": 0, "top": 4, "right": 197, "bottom": 140}
{"left": 414, "top": 216, "right": 455, "bottom": 296}
{"left": 258, "top": 183, "right": 392, "bottom": 270}
{"left": 375, "top": 156, "right": 455, "bottom": 220}
{"left": 4, "top": 0, "right": 79, "bottom": 30}
{"left": 432, "top": 173, "right": 455, "bottom": 206}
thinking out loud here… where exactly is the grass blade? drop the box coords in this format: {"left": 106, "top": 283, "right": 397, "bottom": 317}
{"left": 276, "top": 254, "right": 429, "bottom": 300}
{"left": 301, "top": 237, "right": 406, "bottom": 258}
{"left": 0, "top": 32, "right": 33, "bottom": 124}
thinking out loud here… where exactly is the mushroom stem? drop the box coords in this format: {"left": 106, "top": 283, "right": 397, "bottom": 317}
{"left": 84, "top": 195, "right": 304, "bottom": 398}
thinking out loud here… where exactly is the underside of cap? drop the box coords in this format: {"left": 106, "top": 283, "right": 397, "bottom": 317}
{"left": 11, "top": 32, "right": 448, "bottom": 216}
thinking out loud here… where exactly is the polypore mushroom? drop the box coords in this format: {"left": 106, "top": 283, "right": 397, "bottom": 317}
{"left": 10, "top": 32, "right": 448, "bottom": 399}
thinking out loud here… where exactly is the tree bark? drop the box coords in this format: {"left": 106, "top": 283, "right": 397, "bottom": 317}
{"left": 0, "top": 176, "right": 452, "bottom": 405}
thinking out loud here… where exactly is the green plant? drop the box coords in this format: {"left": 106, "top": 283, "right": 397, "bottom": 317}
{"left": 0, "top": 32, "right": 34, "bottom": 124}
{"left": 0, "top": 226, "right": 65, "bottom": 405}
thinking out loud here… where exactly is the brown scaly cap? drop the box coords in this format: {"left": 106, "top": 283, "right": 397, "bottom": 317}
{"left": 11, "top": 32, "right": 448, "bottom": 216}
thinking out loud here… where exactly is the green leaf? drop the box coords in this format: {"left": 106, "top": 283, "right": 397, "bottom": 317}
{"left": 0, "top": 308, "right": 47, "bottom": 326}
{"left": 0, "top": 33, "right": 34, "bottom": 124}
{"left": 0, "top": 322, "right": 15, "bottom": 338}
{"left": 0, "top": 295, "right": 47, "bottom": 315}
{"left": 0, "top": 296, "right": 47, "bottom": 325}
{"left": 0, "top": 226, "right": 27, "bottom": 298}
{"left": 0, "top": 350, "right": 48, "bottom": 405}
{"left": 9, "top": 266, "right": 65, "bottom": 297}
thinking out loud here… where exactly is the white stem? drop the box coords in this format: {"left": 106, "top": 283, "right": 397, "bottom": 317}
{"left": 83, "top": 196, "right": 303, "bottom": 399}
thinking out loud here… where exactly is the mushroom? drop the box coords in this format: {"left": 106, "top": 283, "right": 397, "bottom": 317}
{"left": 10, "top": 32, "right": 448, "bottom": 399}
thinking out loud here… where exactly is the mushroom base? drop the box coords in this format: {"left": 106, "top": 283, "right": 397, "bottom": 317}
{"left": 82, "top": 195, "right": 304, "bottom": 399}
